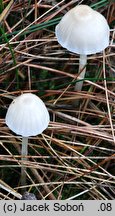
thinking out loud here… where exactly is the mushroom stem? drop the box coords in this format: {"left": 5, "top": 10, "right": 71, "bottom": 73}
{"left": 21, "top": 137, "right": 28, "bottom": 189}
{"left": 74, "top": 54, "right": 87, "bottom": 91}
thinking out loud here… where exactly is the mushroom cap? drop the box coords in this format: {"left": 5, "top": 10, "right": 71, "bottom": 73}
{"left": 5, "top": 93, "right": 50, "bottom": 137}
{"left": 55, "top": 4, "right": 110, "bottom": 55}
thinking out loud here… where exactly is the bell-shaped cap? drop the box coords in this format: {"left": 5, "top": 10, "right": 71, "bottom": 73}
{"left": 55, "top": 4, "right": 110, "bottom": 55}
{"left": 5, "top": 93, "right": 50, "bottom": 137}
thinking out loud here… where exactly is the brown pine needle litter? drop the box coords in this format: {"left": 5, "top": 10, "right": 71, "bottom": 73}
{"left": 0, "top": 0, "right": 115, "bottom": 200}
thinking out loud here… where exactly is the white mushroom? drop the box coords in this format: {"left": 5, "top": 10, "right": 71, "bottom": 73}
{"left": 55, "top": 4, "right": 110, "bottom": 91}
{"left": 5, "top": 93, "right": 49, "bottom": 137}
{"left": 5, "top": 93, "right": 50, "bottom": 187}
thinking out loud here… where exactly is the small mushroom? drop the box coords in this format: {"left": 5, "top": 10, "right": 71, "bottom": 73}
{"left": 55, "top": 4, "right": 110, "bottom": 91}
{"left": 5, "top": 93, "right": 50, "bottom": 188}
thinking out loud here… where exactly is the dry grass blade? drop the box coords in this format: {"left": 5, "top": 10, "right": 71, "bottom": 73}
{"left": 0, "top": 179, "right": 21, "bottom": 199}
{"left": 0, "top": 0, "right": 14, "bottom": 23}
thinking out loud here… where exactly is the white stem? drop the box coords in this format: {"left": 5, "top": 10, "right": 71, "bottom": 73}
{"left": 74, "top": 54, "right": 87, "bottom": 91}
{"left": 21, "top": 137, "right": 28, "bottom": 189}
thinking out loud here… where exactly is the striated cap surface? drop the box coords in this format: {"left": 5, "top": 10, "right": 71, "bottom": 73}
{"left": 55, "top": 5, "right": 110, "bottom": 55}
{"left": 5, "top": 93, "right": 50, "bottom": 137}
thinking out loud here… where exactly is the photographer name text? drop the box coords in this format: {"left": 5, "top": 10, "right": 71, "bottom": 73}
{"left": 3, "top": 202, "right": 84, "bottom": 213}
